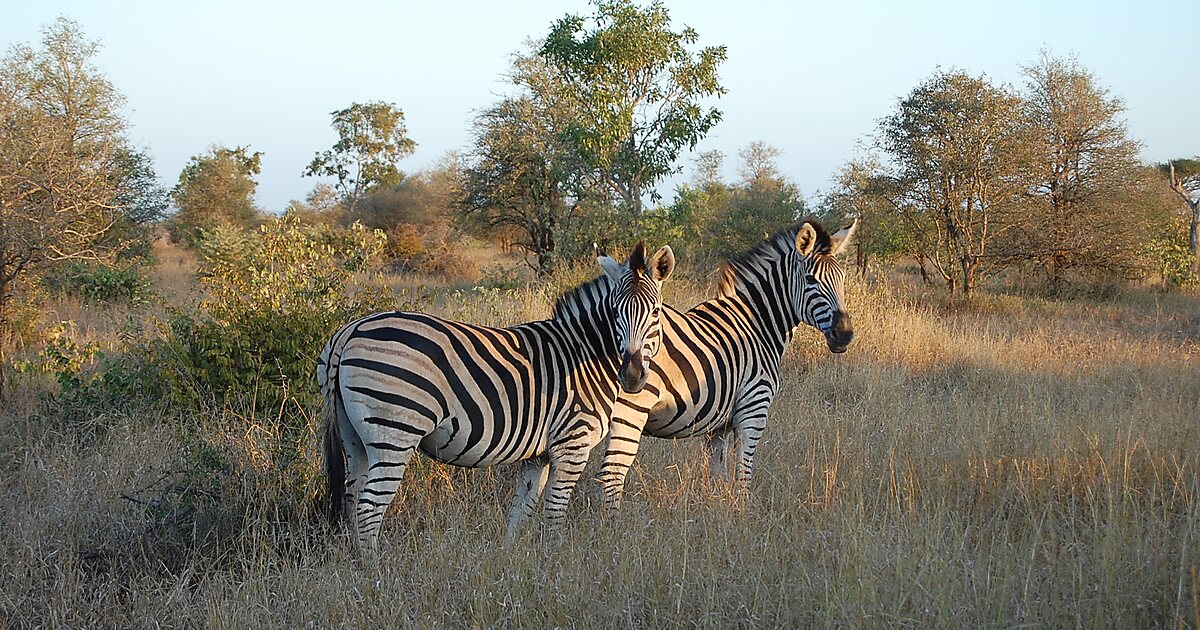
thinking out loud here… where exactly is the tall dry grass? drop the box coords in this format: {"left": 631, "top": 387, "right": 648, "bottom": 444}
{"left": 2, "top": 263, "right": 1198, "bottom": 627}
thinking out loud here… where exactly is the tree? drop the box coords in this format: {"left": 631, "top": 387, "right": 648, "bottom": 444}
{"left": 105, "top": 146, "right": 169, "bottom": 258}
{"left": 463, "top": 92, "right": 579, "bottom": 275}
{"left": 818, "top": 157, "right": 922, "bottom": 277}
{"left": 539, "top": 0, "right": 726, "bottom": 212}
{"left": 304, "top": 101, "right": 417, "bottom": 215}
{"left": 1160, "top": 158, "right": 1200, "bottom": 272}
{"left": 349, "top": 155, "right": 463, "bottom": 232}
{"left": 702, "top": 142, "right": 806, "bottom": 257}
{"left": 0, "top": 17, "right": 130, "bottom": 329}
{"left": 284, "top": 183, "right": 341, "bottom": 226}
{"left": 737, "top": 141, "right": 782, "bottom": 183}
{"left": 876, "top": 70, "right": 1031, "bottom": 295}
{"left": 169, "top": 145, "right": 262, "bottom": 245}
{"left": 1019, "top": 51, "right": 1148, "bottom": 286}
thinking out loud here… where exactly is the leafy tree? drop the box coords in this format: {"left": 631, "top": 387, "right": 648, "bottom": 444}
{"left": 540, "top": 0, "right": 726, "bottom": 211}
{"left": 645, "top": 153, "right": 727, "bottom": 260}
{"left": 351, "top": 156, "right": 462, "bottom": 232}
{"left": 284, "top": 183, "right": 341, "bottom": 226}
{"left": 701, "top": 142, "right": 806, "bottom": 258}
{"left": 463, "top": 91, "right": 579, "bottom": 275}
{"left": 1159, "top": 157, "right": 1200, "bottom": 272}
{"left": 1018, "top": 51, "right": 1149, "bottom": 287}
{"left": 0, "top": 17, "right": 130, "bottom": 333}
{"left": 876, "top": 70, "right": 1031, "bottom": 295}
{"left": 652, "top": 143, "right": 805, "bottom": 261}
{"left": 169, "top": 145, "right": 263, "bottom": 246}
{"left": 105, "top": 146, "right": 169, "bottom": 259}
{"left": 304, "top": 101, "right": 417, "bottom": 215}
{"left": 818, "top": 157, "right": 922, "bottom": 277}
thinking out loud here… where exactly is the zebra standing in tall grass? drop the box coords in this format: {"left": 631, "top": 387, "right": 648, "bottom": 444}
{"left": 597, "top": 219, "right": 856, "bottom": 510}
{"left": 319, "top": 242, "right": 675, "bottom": 551}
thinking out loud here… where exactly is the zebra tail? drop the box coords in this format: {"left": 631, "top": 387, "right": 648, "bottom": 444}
{"left": 322, "top": 366, "right": 346, "bottom": 527}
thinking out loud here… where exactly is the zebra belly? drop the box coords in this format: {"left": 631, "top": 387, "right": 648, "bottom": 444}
{"left": 641, "top": 378, "right": 737, "bottom": 439}
{"left": 418, "top": 414, "right": 547, "bottom": 467}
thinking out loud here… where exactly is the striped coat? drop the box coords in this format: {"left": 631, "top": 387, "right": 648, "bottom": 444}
{"left": 598, "top": 220, "right": 856, "bottom": 509}
{"left": 319, "top": 242, "right": 674, "bottom": 551}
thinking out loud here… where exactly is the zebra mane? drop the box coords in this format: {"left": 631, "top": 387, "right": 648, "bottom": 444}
{"left": 717, "top": 219, "right": 832, "bottom": 298}
{"left": 552, "top": 273, "right": 613, "bottom": 322}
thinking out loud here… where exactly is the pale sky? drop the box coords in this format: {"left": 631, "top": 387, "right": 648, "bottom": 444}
{"left": 4, "top": 1, "right": 1195, "bottom": 213}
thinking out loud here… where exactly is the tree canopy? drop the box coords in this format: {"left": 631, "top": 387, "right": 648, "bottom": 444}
{"left": 170, "top": 145, "right": 263, "bottom": 245}
{"left": 0, "top": 17, "right": 137, "bottom": 326}
{"left": 304, "top": 102, "right": 417, "bottom": 215}
{"left": 539, "top": 0, "right": 726, "bottom": 211}
{"left": 875, "top": 70, "right": 1030, "bottom": 295}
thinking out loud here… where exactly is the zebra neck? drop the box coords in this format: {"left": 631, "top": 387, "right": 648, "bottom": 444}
{"left": 726, "top": 260, "right": 800, "bottom": 357}
{"left": 548, "top": 275, "right": 621, "bottom": 366}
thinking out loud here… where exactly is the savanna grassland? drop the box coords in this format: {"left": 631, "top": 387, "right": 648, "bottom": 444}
{"left": 2, "top": 241, "right": 1199, "bottom": 629}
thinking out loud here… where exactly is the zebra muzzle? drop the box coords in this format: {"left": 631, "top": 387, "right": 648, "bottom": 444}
{"left": 825, "top": 311, "right": 855, "bottom": 353}
{"left": 618, "top": 350, "right": 649, "bottom": 394}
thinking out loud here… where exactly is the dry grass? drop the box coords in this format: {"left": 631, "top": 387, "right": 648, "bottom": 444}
{"left": 2, "top": 264, "right": 1198, "bottom": 627}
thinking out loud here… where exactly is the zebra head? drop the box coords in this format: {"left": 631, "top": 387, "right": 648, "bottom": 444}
{"left": 792, "top": 219, "right": 857, "bottom": 353}
{"left": 598, "top": 241, "right": 675, "bottom": 394}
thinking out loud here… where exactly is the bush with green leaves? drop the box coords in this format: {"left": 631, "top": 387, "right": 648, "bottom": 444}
{"left": 46, "top": 260, "right": 154, "bottom": 304}
{"left": 1146, "top": 218, "right": 1198, "bottom": 289}
{"left": 163, "top": 214, "right": 395, "bottom": 414}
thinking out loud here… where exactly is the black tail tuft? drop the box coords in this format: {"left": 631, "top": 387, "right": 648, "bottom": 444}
{"left": 322, "top": 379, "right": 346, "bottom": 527}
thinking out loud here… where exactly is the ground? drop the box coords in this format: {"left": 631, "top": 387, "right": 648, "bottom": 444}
{"left": 2, "top": 241, "right": 1198, "bottom": 627}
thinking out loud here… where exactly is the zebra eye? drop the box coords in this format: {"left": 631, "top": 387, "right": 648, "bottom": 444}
{"left": 651, "top": 306, "right": 661, "bottom": 317}
{"left": 805, "top": 274, "right": 817, "bottom": 284}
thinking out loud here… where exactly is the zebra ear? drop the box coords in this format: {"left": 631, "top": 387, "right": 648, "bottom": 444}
{"left": 647, "top": 245, "right": 675, "bottom": 283}
{"left": 598, "top": 253, "right": 626, "bottom": 281}
{"left": 795, "top": 222, "right": 819, "bottom": 256}
{"left": 829, "top": 218, "right": 858, "bottom": 256}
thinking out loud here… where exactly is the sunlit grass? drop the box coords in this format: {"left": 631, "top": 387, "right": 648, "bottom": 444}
{"left": 2, "top": 260, "right": 1198, "bottom": 626}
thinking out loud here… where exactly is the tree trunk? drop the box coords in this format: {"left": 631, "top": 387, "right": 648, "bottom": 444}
{"left": 1168, "top": 163, "right": 1199, "bottom": 273}
{"left": 1190, "top": 201, "right": 1199, "bottom": 274}
{"left": 962, "top": 257, "right": 976, "bottom": 297}
{"left": 0, "top": 289, "right": 8, "bottom": 404}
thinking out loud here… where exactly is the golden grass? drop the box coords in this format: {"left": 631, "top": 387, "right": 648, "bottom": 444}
{"left": 2, "top": 265, "right": 1199, "bottom": 627}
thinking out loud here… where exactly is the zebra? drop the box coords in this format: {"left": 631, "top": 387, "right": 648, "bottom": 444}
{"left": 318, "top": 241, "right": 675, "bottom": 552}
{"left": 597, "top": 219, "right": 857, "bottom": 510}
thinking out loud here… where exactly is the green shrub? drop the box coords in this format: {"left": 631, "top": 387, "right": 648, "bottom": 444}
{"left": 162, "top": 214, "right": 396, "bottom": 415}
{"left": 46, "top": 261, "right": 153, "bottom": 304}
{"left": 1146, "top": 219, "right": 1197, "bottom": 289}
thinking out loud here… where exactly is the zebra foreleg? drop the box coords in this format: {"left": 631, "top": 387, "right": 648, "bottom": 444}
{"left": 543, "top": 416, "right": 605, "bottom": 532}
{"left": 504, "top": 456, "right": 550, "bottom": 547}
{"left": 597, "top": 400, "right": 651, "bottom": 513}
{"left": 731, "top": 401, "right": 772, "bottom": 495}
{"left": 542, "top": 456, "right": 589, "bottom": 532}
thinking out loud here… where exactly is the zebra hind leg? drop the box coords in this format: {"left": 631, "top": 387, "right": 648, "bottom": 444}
{"left": 704, "top": 429, "right": 733, "bottom": 482}
{"left": 355, "top": 443, "right": 417, "bottom": 555}
{"left": 504, "top": 456, "right": 550, "bottom": 547}
{"left": 342, "top": 432, "right": 369, "bottom": 536}
{"left": 337, "top": 400, "right": 369, "bottom": 532}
